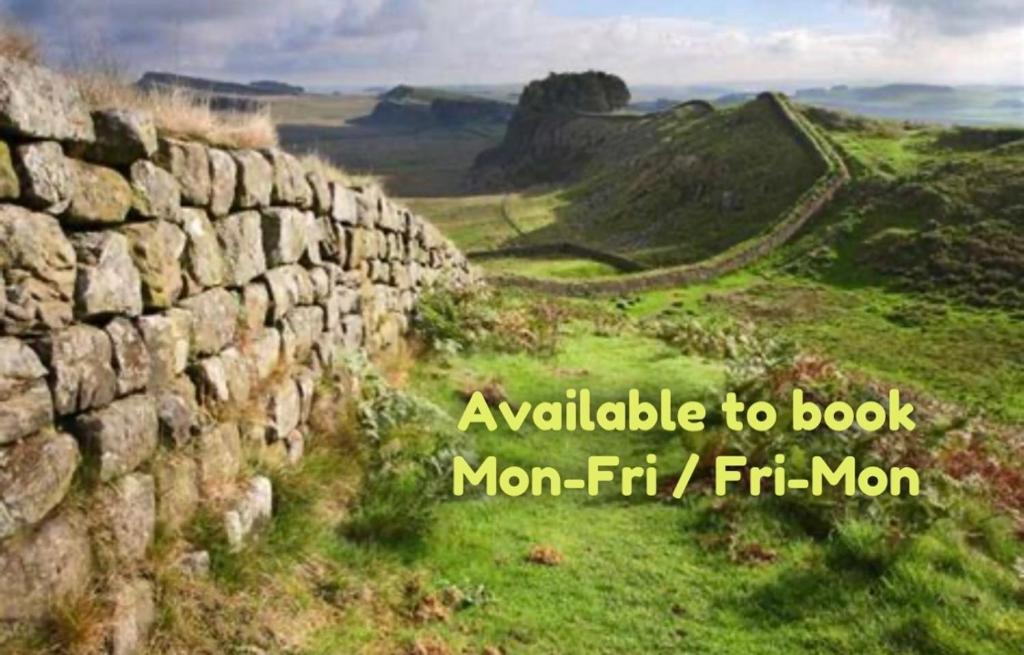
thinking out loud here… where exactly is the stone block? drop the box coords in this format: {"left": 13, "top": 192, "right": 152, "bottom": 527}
{"left": 83, "top": 109, "right": 157, "bottom": 166}
{"left": 0, "top": 511, "right": 92, "bottom": 620}
{"left": 0, "top": 337, "right": 53, "bottom": 445}
{"left": 129, "top": 160, "right": 180, "bottom": 220}
{"left": 266, "top": 149, "right": 313, "bottom": 208}
{"left": 224, "top": 476, "right": 272, "bottom": 552}
{"left": 196, "top": 422, "right": 241, "bottom": 496}
{"left": 107, "top": 578, "right": 156, "bottom": 655}
{"left": 0, "top": 205, "right": 76, "bottom": 334}
{"left": 232, "top": 149, "right": 272, "bottom": 209}
{"left": 216, "top": 211, "right": 266, "bottom": 287}
{"left": 120, "top": 220, "right": 186, "bottom": 309}
{"left": 14, "top": 141, "right": 72, "bottom": 213}
{"left": 156, "top": 139, "right": 210, "bottom": 206}
{"left": 207, "top": 148, "right": 237, "bottom": 217}
{"left": 177, "top": 288, "right": 238, "bottom": 357}
{"left": 0, "top": 431, "right": 79, "bottom": 540}
{"left": 70, "top": 231, "right": 143, "bottom": 318}
{"left": 93, "top": 472, "right": 155, "bottom": 566}
{"left": 105, "top": 318, "right": 150, "bottom": 396}
{"left": 179, "top": 207, "right": 227, "bottom": 290}
{"left": 153, "top": 455, "right": 198, "bottom": 535}
{"left": 262, "top": 207, "right": 311, "bottom": 267}
{"left": 73, "top": 395, "right": 158, "bottom": 481}
{"left": 0, "top": 58, "right": 95, "bottom": 142}
{"left": 137, "top": 310, "right": 191, "bottom": 388}
{"left": 36, "top": 324, "right": 117, "bottom": 416}
{"left": 65, "top": 159, "right": 132, "bottom": 225}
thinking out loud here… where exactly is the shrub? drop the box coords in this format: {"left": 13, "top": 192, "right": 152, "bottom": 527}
{"left": 341, "top": 357, "right": 475, "bottom": 544}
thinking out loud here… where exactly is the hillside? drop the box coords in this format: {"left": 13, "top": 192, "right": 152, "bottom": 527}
{"left": 360, "top": 85, "right": 514, "bottom": 128}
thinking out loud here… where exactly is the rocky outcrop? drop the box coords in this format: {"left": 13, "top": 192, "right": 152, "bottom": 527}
{"left": 0, "top": 55, "right": 471, "bottom": 649}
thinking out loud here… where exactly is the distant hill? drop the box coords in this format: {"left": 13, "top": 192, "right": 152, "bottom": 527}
{"left": 359, "top": 85, "right": 514, "bottom": 129}
{"left": 137, "top": 72, "right": 305, "bottom": 97}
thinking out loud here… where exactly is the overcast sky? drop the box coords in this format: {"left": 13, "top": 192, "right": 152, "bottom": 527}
{"left": 3, "top": 0, "right": 1022, "bottom": 89}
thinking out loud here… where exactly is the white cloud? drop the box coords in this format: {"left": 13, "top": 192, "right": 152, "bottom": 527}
{"left": 2, "top": 0, "right": 1021, "bottom": 87}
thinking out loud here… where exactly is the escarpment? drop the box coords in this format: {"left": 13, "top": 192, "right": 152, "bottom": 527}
{"left": 0, "top": 55, "right": 471, "bottom": 647}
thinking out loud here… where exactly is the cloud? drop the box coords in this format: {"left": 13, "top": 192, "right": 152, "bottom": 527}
{"left": 1, "top": 0, "right": 1020, "bottom": 87}
{"left": 856, "top": 0, "right": 1024, "bottom": 36}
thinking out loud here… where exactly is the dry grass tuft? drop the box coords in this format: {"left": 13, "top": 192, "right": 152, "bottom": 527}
{"left": 0, "top": 21, "right": 41, "bottom": 64}
{"left": 43, "top": 591, "right": 108, "bottom": 655}
{"left": 300, "top": 151, "right": 383, "bottom": 189}
{"left": 77, "top": 72, "right": 278, "bottom": 149}
{"left": 526, "top": 544, "right": 565, "bottom": 566}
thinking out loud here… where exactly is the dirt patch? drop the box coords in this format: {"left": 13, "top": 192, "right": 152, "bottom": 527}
{"left": 526, "top": 545, "right": 565, "bottom": 566}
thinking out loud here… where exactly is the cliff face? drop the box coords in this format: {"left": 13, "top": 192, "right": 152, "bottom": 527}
{"left": 471, "top": 71, "right": 632, "bottom": 189}
{"left": 0, "top": 56, "right": 470, "bottom": 647}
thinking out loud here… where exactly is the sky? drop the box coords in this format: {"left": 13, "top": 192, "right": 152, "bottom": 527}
{"left": 2, "top": 0, "right": 1022, "bottom": 90}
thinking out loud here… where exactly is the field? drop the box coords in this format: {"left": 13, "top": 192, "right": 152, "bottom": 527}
{"left": 272, "top": 94, "right": 506, "bottom": 197}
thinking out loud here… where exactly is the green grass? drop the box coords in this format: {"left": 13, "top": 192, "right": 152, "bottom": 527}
{"left": 626, "top": 272, "right": 1024, "bottom": 422}
{"left": 405, "top": 192, "right": 566, "bottom": 251}
{"left": 305, "top": 322, "right": 1023, "bottom": 653}
{"left": 480, "top": 256, "right": 622, "bottom": 279}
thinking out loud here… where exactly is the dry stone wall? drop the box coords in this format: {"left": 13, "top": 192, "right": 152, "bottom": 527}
{"left": 0, "top": 56, "right": 470, "bottom": 642}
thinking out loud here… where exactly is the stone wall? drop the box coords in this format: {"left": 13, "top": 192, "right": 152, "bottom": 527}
{"left": 0, "top": 57, "right": 470, "bottom": 647}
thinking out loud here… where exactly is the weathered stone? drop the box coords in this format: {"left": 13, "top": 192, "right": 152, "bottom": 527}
{"left": 177, "top": 288, "right": 237, "bottom": 356}
{"left": 295, "top": 368, "right": 316, "bottom": 424}
{"left": 246, "top": 327, "right": 281, "bottom": 381}
{"left": 0, "top": 431, "right": 79, "bottom": 540}
{"left": 310, "top": 266, "right": 331, "bottom": 303}
{"left": 354, "top": 186, "right": 380, "bottom": 227}
{"left": 216, "top": 211, "right": 266, "bottom": 286}
{"left": 0, "top": 141, "right": 18, "bottom": 200}
{"left": 0, "top": 511, "right": 92, "bottom": 620}
{"left": 369, "top": 259, "right": 390, "bottom": 283}
{"left": 179, "top": 207, "right": 227, "bottom": 289}
{"left": 346, "top": 227, "right": 375, "bottom": 271}
{"left": 36, "top": 325, "right": 117, "bottom": 416}
{"left": 84, "top": 109, "right": 157, "bottom": 166}
{"left": 65, "top": 159, "right": 132, "bottom": 225}
{"left": 283, "top": 429, "right": 305, "bottom": 465}
{"left": 154, "top": 376, "right": 198, "bottom": 447}
{"left": 14, "top": 141, "right": 72, "bottom": 213}
{"left": 175, "top": 550, "right": 210, "bottom": 578}
{"left": 208, "top": 148, "right": 237, "bottom": 217}
{"left": 93, "top": 473, "right": 155, "bottom": 566}
{"left": 120, "top": 220, "right": 186, "bottom": 309}
{"left": 307, "top": 171, "right": 331, "bottom": 214}
{"left": 156, "top": 139, "right": 211, "bottom": 206}
{"left": 153, "top": 455, "right": 198, "bottom": 534}
{"left": 263, "top": 265, "right": 312, "bottom": 321}
{"left": 0, "top": 338, "right": 52, "bottom": 445}
{"left": 0, "top": 205, "right": 76, "bottom": 334}
{"left": 330, "top": 182, "right": 358, "bottom": 225}
{"left": 281, "top": 305, "right": 324, "bottom": 365}
{"left": 262, "top": 207, "right": 311, "bottom": 267}
{"left": 193, "top": 347, "right": 253, "bottom": 406}
{"left": 196, "top": 422, "right": 241, "bottom": 496}
{"left": 73, "top": 395, "right": 158, "bottom": 481}
{"left": 342, "top": 314, "right": 364, "bottom": 350}
{"left": 108, "top": 578, "right": 156, "bottom": 655}
{"left": 0, "top": 58, "right": 95, "bottom": 142}
{"left": 129, "top": 160, "right": 180, "bottom": 220}
{"left": 232, "top": 149, "right": 272, "bottom": 209}
{"left": 224, "top": 476, "right": 272, "bottom": 552}
{"left": 266, "top": 379, "right": 301, "bottom": 441}
{"left": 105, "top": 318, "right": 150, "bottom": 396}
{"left": 69, "top": 231, "right": 143, "bottom": 318}
{"left": 137, "top": 310, "right": 191, "bottom": 388}
{"left": 266, "top": 149, "right": 313, "bottom": 208}
{"left": 378, "top": 197, "right": 405, "bottom": 231}
{"left": 241, "top": 282, "right": 270, "bottom": 331}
